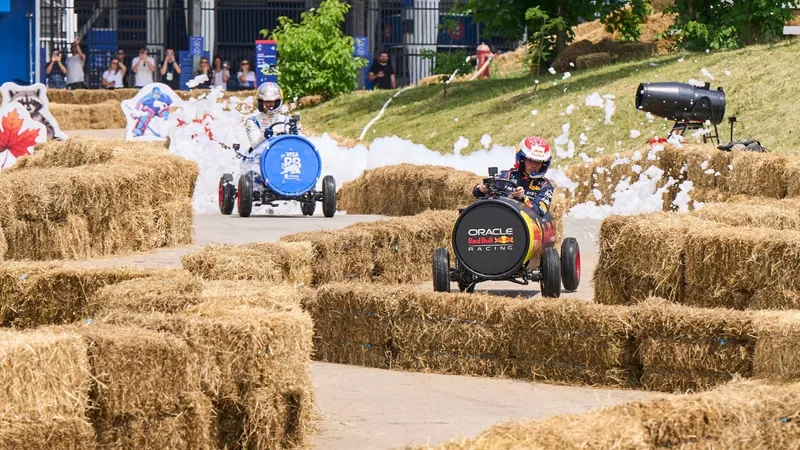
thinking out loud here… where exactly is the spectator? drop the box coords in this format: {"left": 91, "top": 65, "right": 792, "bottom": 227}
{"left": 131, "top": 47, "right": 156, "bottom": 88}
{"left": 368, "top": 51, "right": 396, "bottom": 90}
{"left": 237, "top": 60, "right": 256, "bottom": 90}
{"left": 194, "top": 57, "right": 212, "bottom": 89}
{"left": 65, "top": 39, "right": 86, "bottom": 90}
{"left": 212, "top": 56, "right": 230, "bottom": 91}
{"left": 101, "top": 58, "right": 124, "bottom": 89}
{"left": 45, "top": 49, "right": 67, "bottom": 89}
{"left": 115, "top": 49, "right": 129, "bottom": 87}
{"left": 160, "top": 48, "right": 181, "bottom": 90}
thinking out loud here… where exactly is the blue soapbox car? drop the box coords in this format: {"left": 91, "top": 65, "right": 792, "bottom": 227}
{"left": 218, "top": 115, "right": 337, "bottom": 217}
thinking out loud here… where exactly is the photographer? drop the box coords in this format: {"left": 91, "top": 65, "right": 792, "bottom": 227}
{"left": 212, "top": 56, "right": 230, "bottom": 91}
{"left": 132, "top": 47, "right": 156, "bottom": 87}
{"left": 474, "top": 136, "right": 554, "bottom": 216}
{"left": 46, "top": 50, "right": 67, "bottom": 89}
{"left": 65, "top": 39, "right": 86, "bottom": 90}
{"left": 160, "top": 48, "right": 181, "bottom": 90}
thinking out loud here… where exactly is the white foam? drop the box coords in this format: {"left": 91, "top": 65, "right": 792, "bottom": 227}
{"left": 480, "top": 134, "right": 492, "bottom": 148}
{"left": 585, "top": 92, "right": 605, "bottom": 108}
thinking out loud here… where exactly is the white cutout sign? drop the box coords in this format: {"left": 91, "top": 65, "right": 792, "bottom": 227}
{"left": 0, "top": 102, "right": 47, "bottom": 169}
{"left": 1, "top": 82, "right": 67, "bottom": 141}
{"left": 121, "top": 83, "right": 182, "bottom": 141}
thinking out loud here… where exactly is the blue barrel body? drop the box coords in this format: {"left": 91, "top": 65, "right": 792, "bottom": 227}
{"left": 259, "top": 135, "right": 321, "bottom": 196}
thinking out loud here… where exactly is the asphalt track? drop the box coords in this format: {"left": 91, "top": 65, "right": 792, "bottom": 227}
{"left": 64, "top": 129, "right": 659, "bottom": 448}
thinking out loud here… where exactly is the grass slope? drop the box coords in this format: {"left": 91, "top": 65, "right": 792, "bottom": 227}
{"left": 303, "top": 40, "right": 800, "bottom": 162}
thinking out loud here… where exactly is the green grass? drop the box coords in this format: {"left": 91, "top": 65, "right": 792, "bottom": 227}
{"left": 302, "top": 40, "right": 800, "bottom": 164}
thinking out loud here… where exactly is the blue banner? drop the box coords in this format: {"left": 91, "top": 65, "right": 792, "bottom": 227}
{"left": 255, "top": 40, "right": 278, "bottom": 86}
{"left": 189, "top": 36, "right": 204, "bottom": 57}
{"left": 179, "top": 49, "right": 209, "bottom": 90}
{"left": 353, "top": 36, "right": 371, "bottom": 90}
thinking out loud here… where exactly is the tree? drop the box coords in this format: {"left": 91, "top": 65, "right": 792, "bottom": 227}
{"left": 457, "top": 0, "right": 649, "bottom": 59}
{"left": 263, "top": 0, "right": 368, "bottom": 99}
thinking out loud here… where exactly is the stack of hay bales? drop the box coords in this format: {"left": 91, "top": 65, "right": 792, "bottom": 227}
{"left": 311, "top": 283, "right": 639, "bottom": 388}
{"left": 595, "top": 199, "right": 800, "bottom": 309}
{"left": 0, "top": 270, "right": 315, "bottom": 449}
{"left": 337, "top": 164, "right": 482, "bottom": 215}
{"left": 0, "top": 136, "right": 197, "bottom": 260}
{"left": 180, "top": 242, "right": 315, "bottom": 285}
{"left": 96, "top": 277, "right": 314, "bottom": 449}
{"left": 564, "top": 145, "right": 800, "bottom": 208}
{"left": 420, "top": 380, "right": 800, "bottom": 449}
{"left": 49, "top": 100, "right": 127, "bottom": 130}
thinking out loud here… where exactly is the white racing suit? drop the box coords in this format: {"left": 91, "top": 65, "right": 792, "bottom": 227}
{"left": 241, "top": 110, "right": 301, "bottom": 184}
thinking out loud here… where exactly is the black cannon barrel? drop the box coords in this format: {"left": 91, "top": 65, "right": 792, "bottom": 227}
{"left": 636, "top": 82, "right": 726, "bottom": 125}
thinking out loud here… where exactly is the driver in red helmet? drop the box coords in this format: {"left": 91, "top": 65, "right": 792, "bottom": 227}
{"left": 473, "top": 136, "right": 555, "bottom": 216}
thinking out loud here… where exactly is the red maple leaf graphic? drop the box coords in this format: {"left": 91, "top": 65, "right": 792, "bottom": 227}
{"left": 0, "top": 109, "right": 40, "bottom": 161}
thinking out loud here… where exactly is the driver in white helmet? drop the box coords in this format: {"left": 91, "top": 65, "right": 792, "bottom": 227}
{"left": 473, "top": 135, "right": 555, "bottom": 216}
{"left": 244, "top": 81, "right": 292, "bottom": 151}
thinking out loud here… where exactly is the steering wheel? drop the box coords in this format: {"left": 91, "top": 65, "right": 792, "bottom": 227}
{"left": 488, "top": 178, "right": 517, "bottom": 197}
{"left": 266, "top": 121, "right": 289, "bottom": 137}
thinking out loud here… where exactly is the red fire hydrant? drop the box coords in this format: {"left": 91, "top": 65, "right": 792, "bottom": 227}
{"left": 466, "top": 42, "right": 495, "bottom": 80}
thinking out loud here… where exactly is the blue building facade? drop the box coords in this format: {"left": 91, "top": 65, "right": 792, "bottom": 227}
{"left": 0, "top": 0, "right": 36, "bottom": 84}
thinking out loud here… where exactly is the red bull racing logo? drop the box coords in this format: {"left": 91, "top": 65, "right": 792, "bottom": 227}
{"left": 466, "top": 228, "right": 514, "bottom": 252}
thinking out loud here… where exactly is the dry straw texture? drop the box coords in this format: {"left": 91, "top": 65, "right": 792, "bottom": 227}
{"left": 421, "top": 380, "right": 800, "bottom": 450}
{"left": 50, "top": 101, "right": 127, "bottom": 130}
{"left": 0, "top": 136, "right": 196, "bottom": 260}
{"left": 631, "top": 299, "right": 755, "bottom": 393}
{"left": 595, "top": 204, "right": 800, "bottom": 310}
{"left": 337, "top": 164, "right": 481, "bottom": 215}
{"left": 181, "top": 242, "right": 314, "bottom": 285}
{"left": 312, "top": 283, "right": 639, "bottom": 388}
{"left": 0, "top": 262, "right": 185, "bottom": 328}
{"left": 100, "top": 283, "right": 314, "bottom": 449}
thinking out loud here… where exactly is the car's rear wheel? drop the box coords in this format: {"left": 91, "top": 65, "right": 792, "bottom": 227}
{"left": 218, "top": 174, "right": 235, "bottom": 215}
{"left": 432, "top": 247, "right": 451, "bottom": 293}
{"left": 540, "top": 247, "right": 561, "bottom": 298}
{"left": 237, "top": 172, "right": 254, "bottom": 218}
{"left": 322, "top": 175, "right": 336, "bottom": 218}
{"left": 561, "top": 237, "right": 581, "bottom": 291}
{"left": 301, "top": 201, "right": 316, "bottom": 216}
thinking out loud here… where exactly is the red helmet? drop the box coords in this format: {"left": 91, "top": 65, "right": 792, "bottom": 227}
{"left": 515, "top": 136, "right": 552, "bottom": 177}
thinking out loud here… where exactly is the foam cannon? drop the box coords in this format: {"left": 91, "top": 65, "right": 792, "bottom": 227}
{"left": 636, "top": 82, "right": 726, "bottom": 145}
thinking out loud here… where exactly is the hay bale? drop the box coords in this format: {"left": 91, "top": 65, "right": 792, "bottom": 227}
{"left": 0, "top": 418, "right": 96, "bottom": 450}
{"left": 692, "top": 198, "right": 800, "bottom": 230}
{"left": 0, "top": 329, "right": 90, "bottom": 420}
{"left": 593, "top": 213, "right": 700, "bottom": 304}
{"left": 552, "top": 39, "right": 596, "bottom": 72}
{"left": 181, "top": 242, "right": 314, "bottom": 285}
{"left": 14, "top": 138, "right": 114, "bottom": 170}
{"left": 727, "top": 151, "right": 788, "bottom": 199}
{"left": 280, "top": 229, "right": 375, "bottom": 284}
{"left": 310, "top": 283, "right": 396, "bottom": 368}
{"left": 631, "top": 299, "right": 754, "bottom": 392}
{"left": 785, "top": 161, "right": 800, "bottom": 198}
{"left": 336, "top": 164, "right": 480, "bottom": 215}
{"left": 240, "top": 386, "right": 313, "bottom": 450}
{"left": 562, "top": 161, "right": 596, "bottom": 206}
{"left": 425, "top": 380, "right": 800, "bottom": 449}
{"left": 574, "top": 52, "right": 612, "bottom": 70}
{"left": 683, "top": 145, "right": 725, "bottom": 191}
{"left": 506, "top": 299, "right": 637, "bottom": 387}
{"left": 91, "top": 273, "right": 205, "bottom": 314}
{"left": 684, "top": 225, "right": 800, "bottom": 293}
{"left": 0, "top": 263, "right": 185, "bottom": 328}
{"left": 753, "top": 310, "right": 800, "bottom": 382}
{"left": 154, "top": 198, "right": 194, "bottom": 247}
{"left": 345, "top": 210, "right": 457, "bottom": 284}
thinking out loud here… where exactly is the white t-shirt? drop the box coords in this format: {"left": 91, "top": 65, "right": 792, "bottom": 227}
{"left": 65, "top": 55, "right": 85, "bottom": 84}
{"left": 213, "top": 69, "right": 230, "bottom": 90}
{"left": 102, "top": 70, "right": 124, "bottom": 88}
{"left": 237, "top": 71, "right": 256, "bottom": 88}
{"left": 132, "top": 56, "right": 155, "bottom": 87}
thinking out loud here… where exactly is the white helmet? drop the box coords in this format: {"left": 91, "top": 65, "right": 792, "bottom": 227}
{"left": 256, "top": 82, "right": 282, "bottom": 114}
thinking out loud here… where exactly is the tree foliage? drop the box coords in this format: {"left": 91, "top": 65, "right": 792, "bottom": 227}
{"left": 263, "top": 0, "right": 368, "bottom": 99}
{"left": 419, "top": 49, "right": 474, "bottom": 77}
{"left": 457, "top": 0, "right": 650, "bottom": 59}
{"left": 667, "top": 0, "right": 794, "bottom": 51}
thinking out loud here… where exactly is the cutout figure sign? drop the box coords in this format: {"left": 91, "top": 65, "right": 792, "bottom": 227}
{"left": 121, "top": 83, "right": 183, "bottom": 141}
{"left": 0, "top": 82, "right": 67, "bottom": 141}
{"left": 0, "top": 102, "right": 47, "bottom": 169}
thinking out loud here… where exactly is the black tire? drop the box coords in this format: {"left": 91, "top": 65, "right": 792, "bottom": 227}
{"left": 322, "top": 175, "right": 336, "bottom": 218}
{"left": 432, "top": 247, "right": 451, "bottom": 293}
{"left": 218, "top": 174, "right": 235, "bottom": 215}
{"left": 301, "top": 201, "right": 316, "bottom": 216}
{"left": 561, "top": 237, "right": 581, "bottom": 291}
{"left": 540, "top": 247, "right": 561, "bottom": 298}
{"left": 237, "top": 173, "right": 254, "bottom": 218}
